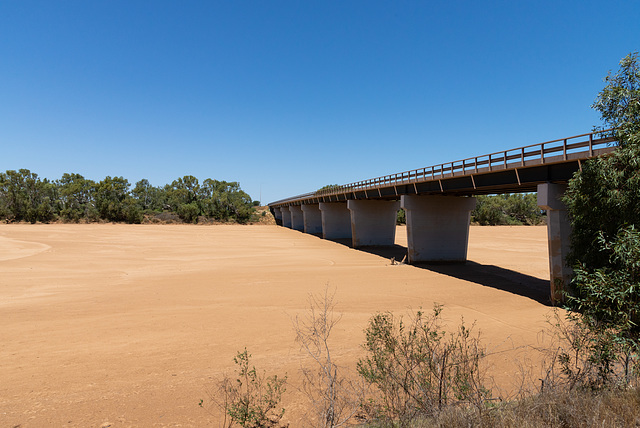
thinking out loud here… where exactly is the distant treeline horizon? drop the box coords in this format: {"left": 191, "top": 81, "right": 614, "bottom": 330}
{"left": 0, "top": 169, "right": 258, "bottom": 224}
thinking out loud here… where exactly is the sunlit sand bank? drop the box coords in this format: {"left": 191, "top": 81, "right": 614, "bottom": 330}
{"left": 0, "top": 224, "right": 555, "bottom": 427}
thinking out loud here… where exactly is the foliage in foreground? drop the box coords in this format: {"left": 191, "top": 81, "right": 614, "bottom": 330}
{"left": 563, "top": 227, "right": 640, "bottom": 387}
{"left": 0, "top": 170, "right": 257, "bottom": 224}
{"left": 354, "top": 306, "right": 640, "bottom": 428}
{"left": 564, "top": 51, "right": 640, "bottom": 270}
{"left": 562, "top": 51, "right": 640, "bottom": 389}
{"left": 293, "top": 287, "right": 364, "bottom": 427}
{"left": 201, "top": 349, "right": 287, "bottom": 428}
{"left": 203, "top": 290, "right": 640, "bottom": 427}
{"left": 362, "top": 388, "right": 640, "bottom": 428}
{"left": 357, "top": 305, "right": 491, "bottom": 426}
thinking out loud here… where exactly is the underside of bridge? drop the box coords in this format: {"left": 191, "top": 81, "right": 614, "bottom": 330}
{"left": 272, "top": 188, "right": 567, "bottom": 304}
{"left": 268, "top": 132, "right": 616, "bottom": 304}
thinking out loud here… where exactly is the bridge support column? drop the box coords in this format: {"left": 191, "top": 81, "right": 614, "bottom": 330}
{"left": 272, "top": 207, "right": 283, "bottom": 226}
{"left": 289, "top": 206, "right": 304, "bottom": 231}
{"left": 347, "top": 200, "right": 400, "bottom": 247}
{"left": 301, "top": 204, "right": 323, "bottom": 235}
{"left": 401, "top": 195, "right": 476, "bottom": 263}
{"left": 537, "top": 183, "right": 571, "bottom": 303}
{"left": 319, "top": 202, "right": 352, "bottom": 240}
{"left": 281, "top": 207, "right": 292, "bottom": 228}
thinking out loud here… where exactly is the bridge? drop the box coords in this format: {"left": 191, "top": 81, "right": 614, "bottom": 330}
{"left": 268, "top": 130, "right": 616, "bottom": 303}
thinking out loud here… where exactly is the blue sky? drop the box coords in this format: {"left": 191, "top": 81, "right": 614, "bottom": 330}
{"left": 1, "top": 1, "right": 639, "bottom": 204}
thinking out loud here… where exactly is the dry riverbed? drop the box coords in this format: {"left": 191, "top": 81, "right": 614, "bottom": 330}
{"left": 0, "top": 223, "right": 556, "bottom": 427}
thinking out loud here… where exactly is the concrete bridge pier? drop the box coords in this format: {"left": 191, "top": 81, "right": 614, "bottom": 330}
{"left": 347, "top": 199, "right": 400, "bottom": 247}
{"left": 401, "top": 195, "right": 476, "bottom": 263}
{"left": 319, "top": 202, "right": 352, "bottom": 240}
{"left": 289, "top": 206, "right": 304, "bottom": 231}
{"left": 281, "top": 206, "right": 292, "bottom": 228}
{"left": 272, "top": 207, "right": 283, "bottom": 226}
{"left": 537, "top": 183, "right": 572, "bottom": 303}
{"left": 301, "top": 204, "right": 323, "bottom": 234}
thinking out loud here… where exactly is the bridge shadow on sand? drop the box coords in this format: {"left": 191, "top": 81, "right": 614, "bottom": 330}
{"left": 326, "top": 240, "right": 552, "bottom": 306}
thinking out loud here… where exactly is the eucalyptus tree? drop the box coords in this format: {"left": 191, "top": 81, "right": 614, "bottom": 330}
{"left": 57, "top": 173, "right": 97, "bottom": 221}
{"left": 95, "top": 176, "right": 142, "bottom": 223}
{"left": 563, "top": 52, "right": 640, "bottom": 385}
{"left": 0, "top": 169, "right": 55, "bottom": 223}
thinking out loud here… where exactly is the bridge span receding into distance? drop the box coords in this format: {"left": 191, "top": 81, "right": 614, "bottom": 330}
{"left": 268, "top": 130, "right": 617, "bottom": 303}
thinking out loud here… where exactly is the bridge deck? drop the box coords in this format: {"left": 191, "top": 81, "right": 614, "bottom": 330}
{"left": 270, "top": 130, "right": 616, "bottom": 207}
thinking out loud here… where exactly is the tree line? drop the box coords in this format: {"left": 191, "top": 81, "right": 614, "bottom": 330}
{"left": 394, "top": 193, "right": 544, "bottom": 226}
{"left": 0, "top": 170, "right": 257, "bottom": 224}
{"left": 471, "top": 193, "right": 544, "bottom": 225}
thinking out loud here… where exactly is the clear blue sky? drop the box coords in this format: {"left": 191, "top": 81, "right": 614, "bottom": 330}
{"left": 1, "top": 1, "right": 639, "bottom": 204}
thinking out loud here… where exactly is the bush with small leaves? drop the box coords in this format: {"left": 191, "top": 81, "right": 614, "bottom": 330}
{"left": 202, "top": 349, "right": 287, "bottom": 428}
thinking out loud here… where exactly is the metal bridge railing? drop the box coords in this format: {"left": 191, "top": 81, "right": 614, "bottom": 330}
{"left": 270, "top": 129, "right": 616, "bottom": 206}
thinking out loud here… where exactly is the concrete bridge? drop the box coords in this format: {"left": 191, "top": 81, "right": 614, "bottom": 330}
{"left": 268, "top": 130, "right": 616, "bottom": 303}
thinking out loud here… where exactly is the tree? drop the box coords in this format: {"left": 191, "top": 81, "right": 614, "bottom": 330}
{"left": 95, "top": 176, "right": 141, "bottom": 223}
{"left": 132, "top": 178, "right": 165, "bottom": 212}
{"left": 0, "top": 169, "right": 56, "bottom": 223}
{"left": 592, "top": 51, "right": 640, "bottom": 148}
{"left": 167, "top": 175, "right": 202, "bottom": 222}
{"left": 58, "top": 173, "right": 97, "bottom": 222}
{"left": 472, "top": 194, "right": 543, "bottom": 226}
{"left": 565, "top": 52, "right": 640, "bottom": 269}
{"left": 562, "top": 52, "right": 640, "bottom": 386}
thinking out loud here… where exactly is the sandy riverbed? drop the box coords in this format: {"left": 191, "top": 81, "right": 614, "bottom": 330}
{"left": 0, "top": 223, "right": 556, "bottom": 427}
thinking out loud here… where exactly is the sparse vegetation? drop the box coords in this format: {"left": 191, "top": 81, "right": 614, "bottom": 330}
{"left": 201, "top": 349, "right": 287, "bottom": 428}
{"left": 207, "top": 299, "right": 640, "bottom": 427}
{"left": 293, "top": 287, "right": 365, "bottom": 427}
{"left": 357, "top": 305, "right": 492, "bottom": 426}
{"left": 373, "top": 388, "right": 640, "bottom": 428}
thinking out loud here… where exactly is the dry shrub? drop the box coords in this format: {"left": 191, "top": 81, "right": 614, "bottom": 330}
{"left": 201, "top": 349, "right": 287, "bottom": 428}
{"left": 293, "top": 287, "right": 365, "bottom": 427}
{"left": 374, "top": 388, "right": 640, "bottom": 428}
{"left": 536, "top": 310, "right": 640, "bottom": 393}
{"left": 357, "top": 305, "right": 493, "bottom": 426}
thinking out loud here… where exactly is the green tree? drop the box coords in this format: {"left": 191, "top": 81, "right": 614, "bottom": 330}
{"left": 199, "top": 178, "right": 226, "bottom": 219}
{"left": 132, "top": 178, "right": 165, "bottom": 212}
{"left": 565, "top": 52, "right": 640, "bottom": 269}
{"left": 593, "top": 51, "right": 640, "bottom": 148}
{"left": 562, "top": 52, "right": 640, "bottom": 386}
{"left": 472, "top": 193, "right": 543, "bottom": 225}
{"left": 199, "top": 179, "right": 255, "bottom": 223}
{"left": 95, "top": 176, "right": 140, "bottom": 223}
{"left": 166, "top": 175, "right": 202, "bottom": 222}
{"left": 0, "top": 169, "right": 56, "bottom": 223}
{"left": 58, "top": 173, "right": 97, "bottom": 221}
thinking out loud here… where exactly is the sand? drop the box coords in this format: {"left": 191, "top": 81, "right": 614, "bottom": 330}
{"left": 0, "top": 223, "right": 557, "bottom": 427}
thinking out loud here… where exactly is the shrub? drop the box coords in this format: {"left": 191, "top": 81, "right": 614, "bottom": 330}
{"left": 357, "top": 305, "right": 492, "bottom": 426}
{"left": 293, "top": 287, "right": 364, "bottom": 427}
{"left": 201, "top": 349, "right": 287, "bottom": 428}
